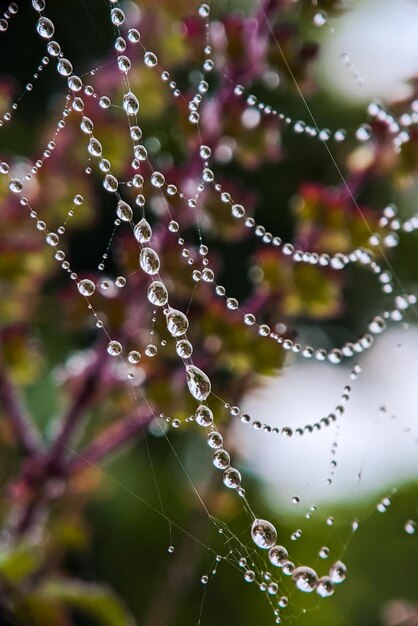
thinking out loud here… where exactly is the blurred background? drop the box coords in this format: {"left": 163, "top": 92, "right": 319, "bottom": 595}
{"left": 1, "top": 1, "right": 418, "bottom": 625}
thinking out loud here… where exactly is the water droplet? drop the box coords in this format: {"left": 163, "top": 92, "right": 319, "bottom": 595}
{"left": 269, "top": 545, "right": 288, "bottom": 567}
{"left": 186, "top": 365, "right": 211, "bottom": 400}
{"left": 88, "top": 137, "right": 102, "bottom": 157}
{"left": 251, "top": 519, "right": 277, "bottom": 549}
{"left": 244, "top": 570, "right": 255, "bottom": 582}
{"left": 36, "top": 16, "right": 54, "bottom": 39}
{"left": 207, "top": 431, "right": 223, "bottom": 449}
{"left": 116, "top": 200, "right": 133, "bottom": 222}
{"left": 57, "top": 58, "right": 73, "bottom": 77}
{"left": 128, "top": 28, "right": 140, "bottom": 43}
{"left": 176, "top": 339, "right": 193, "bottom": 358}
{"left": 316, "top": 576, "right": 334, "bottom": 598}
{"left": 134, "top": 218, "right": 152, "bottom": 243}
{"left": 9, "top": 179, "right": 22, "bottom": 193}
{"left": 319, "top": 546, "right": 330, "bottom": 559}
{"left": 103, "top": 174, "right": 118, "bottom": 192}
{"left": 123, "top": 91, "right": 139, "bottom": 115}
{"left": 313, "top": 10, "right": 327, "bottom": 27}
{"left": 151, "top": 171, "right": 165, "bottom": 188}
{"left": 107, "top": 340, "right": 122, "bottom": 356}
{"left": 147, "top": 281, "right": 168, "bottom": 306}
{"left": 329, "top": 560, "right": 347, "bottom": 584}
{"left": 213, "top": 449, "right": 230, "bottom": 469}
{"left": 405, "top": 520, "right": 416, "bottom": 535}
{"left": 292, "top": 566, "right": 318, "bottom": 592}
{"left": 166, "top": 309, "right": 189, "bottom": 336}
{"left": 78, "top": 279, "right": 95, "bottom": 296}
{"left": 128, "top": 350, "right": 141, "bottom": 364}
{"left": 140, "top": 248, "right": 160, "bottom": 275}
{"left": 195, "top": 405, "right": 213, "bottom": 427}
{"left": 223, "top": 467, "right": 241, "bottom": 489}
{"left": 199, "top": 3, "right": 210, "bottom": 17}
{"left": 144, "top": 51, "right": 158, "bottom": 67}
{"left": 111, "top": 8, "right": 125, "bottom": 25}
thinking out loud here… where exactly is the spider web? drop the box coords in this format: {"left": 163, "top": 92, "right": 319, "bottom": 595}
{"left": 1, "top": 1, "right": 418, "bottom": 625}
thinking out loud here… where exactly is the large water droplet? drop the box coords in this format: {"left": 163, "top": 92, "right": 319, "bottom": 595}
{"left": 329, "top": 560, "right": 347, "bottom": 584}
{"left": 186, "top": 365, "right": 211, "bottom": 400}
{"left": 147, "top": 281, "right": 168, "bottom": 306}
{"left": 316, "top": 576, "right": 334, "bottom": 598}
{"left": 195, "top": 405, "right": 213, "bottom": 427}
{"left": 134, "top": 218, "right": 152, "bottom": 243}
{"left": 88, "top": 137, "right": 102, "bottom": 157}
{"left": 140, "top": 247, "right": 160, "bottom": 275}
{"left": 36, "top": 16, "right": 54, "bottom": 39}
{"left": 223, "top": 467, "right": 241, "bottom": 489}
{"left": 251, "top": 519, "right": 277, "bottom": 549}
{"left": 176, "top": 339, "right": 193, "bottom": 358}
{"left": 123, "top": 91, "right": 139, "bottom": 115}
{"left": 107, "top": 340, "right": 122, "bottom": 356}
{"left": 116, "top": 200, "right": 133, "bottom": 222}
{"left": 166, "top": 309, "right": 189, "bottom": 336}
{"left": 78, "top": 279, "right": 95, "bottom": 296}
{"left": 57, "top": 58, "right": 73, "bottom": 77}
{"left": 292, "top": 566, "right": 318, "bottom": 592}
{"left": 268, "top": 545, "right": 288, "bottom": 567}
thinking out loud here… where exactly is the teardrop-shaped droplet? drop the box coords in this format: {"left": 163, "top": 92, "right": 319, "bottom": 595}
{"left": 88, "top": 137, "right": 102, "bottom": 157}
{"left": 195, "top": 405, "right": 213, "bottom": 427}
{"left": 116, "top": 200, "right": 133, "bottom": 222}
{"left": 185, "top": 365, "right": 211, "bottom": 400}
{"left": 123, "top": 91, "right": 139, "bottom": 115}
{"left": 166, "top": 309, "right": 188, "bottom": 337}
{"left": 134, "top": 218, "right": 152, "bottom": 243}
{"left": 147, "top": 281, "right": 168, "bottom": 306}
{"left": 292, "top": 566, "right": 318, "bottom": 593}
{"left": 140, "top": 247, "right": 160, "bottom": 275}
{"left": 251, "top": 519, "right": 277, "bottom": 549}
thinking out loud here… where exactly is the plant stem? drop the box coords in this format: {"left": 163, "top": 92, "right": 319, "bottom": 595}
{"left": 67, "top": 409, "right": 153, "bottom": 473}
{"left": 0, "top": 356, "right": 41, "bottom": 455}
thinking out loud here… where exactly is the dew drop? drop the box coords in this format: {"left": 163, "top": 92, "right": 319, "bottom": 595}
{"left": 405, "top": 519, "right": 417, "bottom": 535}
{"left": 140, "top": 248, "right": 160, "bottom": 275}
{"left": 185, "top": 365, "right": 211, "bottom": 400}
{"left": 123, "top": 91, "right": 140, "bottom": 115}
{"left": 251, "top": 519, "right": 277, "bottom": 549}
{"left": 166, "top": 309, "right": 189, "bottom": 336}
{"left": 329, "top": 560, "right": 347, "bottom": 584}
{"left": 107, "top": 340, "right": 122, "bottom": 356}
{"left": 195, "top": 405, "right": 213, "bottom": 427}
{"left": 176, "top": 339, "right": 193, "bottom": 358}
{"left": 116, "top": 200, "right": 133, "bottom": 222}
{"left": 223, "top": 467, "right": 241, "bottom": 489}
{"left": 77, "top": 279, "right": 95, "bottom": 296}
{"left": 316, "top": 576, "right": 334, "bottom": 598}
{"left": 147, "top": 281, "right": 168, "bottom": 306}
{"left": 36, "top": 16, "right": 54, "bottom": 39}
{"left": 292, "top": 566, "right": 318, "bottom": 593}
{"left": 144, "top": 51, "right": 158, "bottom": 67}
{"left": 268, "top": 545, "right": 288, "bottom": 567}
{"left": 134, "top": 218, "right": 152, "bottom": 243}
